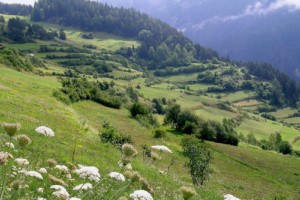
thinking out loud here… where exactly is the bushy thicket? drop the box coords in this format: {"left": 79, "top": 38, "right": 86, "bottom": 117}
{"left": 241, "top": 132, "right": 293, "bottom": 155}
{"left": 54, "top": 78, "right": 122, "bottom": 109}
{"left": 100, "top": 121, "right": 132, "bottom": 149}
{"left": 164, "top": 103, "right": 239, "bottom": 146}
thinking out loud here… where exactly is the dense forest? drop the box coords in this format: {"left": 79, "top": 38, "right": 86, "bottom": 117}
{"left": 31, "top": 0, "right": 218, "bottom": 68}
{"left": 0, "top": 3, "right": 32, "bottom": 16}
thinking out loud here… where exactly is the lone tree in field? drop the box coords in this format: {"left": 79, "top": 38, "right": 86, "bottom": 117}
{"left": 181, "top": 137, "right": 213, "bottom": 185}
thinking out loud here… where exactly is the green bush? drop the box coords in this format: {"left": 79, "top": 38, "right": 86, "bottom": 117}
{"left": 154, "top": 129, "right": 166, "bottom": 138}
{"left": 277, "top": 141, "right": 293, "bottom": 155}
{"left": 181, "top": 137, "right": 213, "bottom": 186}
{"left": 130, "top": 102, "right": 149, "bottom": 117}
{"left": 100, "top": 121, "right": 132, "bottom": 149}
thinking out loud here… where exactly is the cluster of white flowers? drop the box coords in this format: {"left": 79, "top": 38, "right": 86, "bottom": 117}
{"left": 109, "top": 172, "right": 126, "bottom": 181}
{"left": 118, "top": 161, "right": 132, "bottom": 170}
{"left": 75, "top": 165, "right": 101, "bottom": 182}
{"left": 37, "top": 188, "right": 44, "bottom": 193}
{"left": 130, "top": 190, "right": 153, "bottom": 200}
{"left": 54, "top": 165, "right": 69, "bottom": 173}
{"left": 25, "top": 171, "right": 43, "bottom": 180}
{"left": 37, "top": 197, "right": 46, "bottom": 200}
{"left": 224, "top": 194, "right": 240, "bottom": 200}
{"left": 69, "top": 198, "right": 81, "bottom": 200}
{"left": 51, "top": 185, "right": 69, "bottom": 199}
{"left": 15, "top": 158, "right": 29, "bottom": 166}
{"left": 38, "top": 168, "right": 47, "bottom": 174}
{"left": 35, "top": 126, "right": 55, "bottom": 137}
{"left": 4, "top": 142, "right": 14, "bottom": 149}
{"left": 151, "top": 145, "right": 172, "bottom": 153}
{"left": 73, "top": 183, "right": 93, "bottom": 191}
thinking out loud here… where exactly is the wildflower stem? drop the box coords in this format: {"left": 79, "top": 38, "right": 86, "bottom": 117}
{"left": 0, "top": 137, "right": 12, "bottom": 199}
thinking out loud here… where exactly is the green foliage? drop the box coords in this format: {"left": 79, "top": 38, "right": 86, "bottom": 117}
{"left": 130, "top": 102, "right": 149, "bottom": 118}
{"left": 277, "top": 141, "right": 293, "bottom": 155}
{"left": 0, "top": 47, "right": 34, "bottom": 71}
{"left": 59, "top": 29, "right": 66, "bottom": 40}
{"left": 8, "top": 17, "right": 26, "bottom": 43}
{"left": 57, "top": 78, "right": 122, "bottom": 109}
{"left": 261, "top": 113, "right": 276, "bottom": 121}
{"left": 199, "top": 120, "right": 239, "bottom": 146}
{"left": 181, "top": 137, "right": 213, "bottom": 185}
{"left": 100, "top": 121, "right": 132, "bottom": 149}
{"left": 153, "top": 129, "right": 166, "bottom": 139}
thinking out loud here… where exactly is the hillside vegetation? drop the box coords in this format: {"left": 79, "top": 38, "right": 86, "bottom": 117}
{"left": 0, "top": 1, "right": 300, "bottom": 199}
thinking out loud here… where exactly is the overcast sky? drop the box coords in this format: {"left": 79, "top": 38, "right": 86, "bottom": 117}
{"left": 0, "top": 0, "right": 36, "bottom": 5}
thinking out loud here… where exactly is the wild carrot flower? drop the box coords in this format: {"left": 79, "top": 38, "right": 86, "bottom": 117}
{"left": 55, "top": 165, "right": 69, "bottom": 173}
{"left": 180, "top": 186, "right": 196, "bottom": 200}
{"left": 129, "top": 190, "right": 153, "bottom": 200}
{"left": 47, "top": 159, "right": 57, "bottom": 167}
{"left": 39, "top": 168, "right": 47, "bottom": 174}
{"left": 15, "top": 158, "right": 29, "bottom": 166}
{"left": 151, "top": 145, "right": 172, "bottom": 153}
{"left": 0, "top": 152, "right": 13, "bottom": 165}
{"left": 73, "top": 183, "right": 93, "bottom": 191}
{"left": 37, "top": 188, "right": 44, "bottom": 193}
{"left": 4, "top": 142, "right": 14, "bottom": 149}
{"left": 10, "top": 180, "right": 22, "bottom": 191}
{"left": 35, "top": 126, "right": 55, "bottom": 137}
{"left": 51, "top": 185, "right": 69, "bottom": 200}
{"left": 2, "top": 122, "right": 21, "bottom": 137}
{"left": 49, "top": 174, "right": 68, "bottom": 187}
{"left": 16, "top": 134, "right": 32, "bottom": 147}
{"left": 122, "top": 144, "right": 137, "bottom": 157}
{"left": 224, "top": 194, "right": 240, "bottom": 200}
{"left": 75, "top": 165, "right": 101, "bottom": 182}
{"left": 26, "top": 171, "right": 43, "bottom": 179}
{"left": 109, "top": 172, "right": 126, "bottom": 181}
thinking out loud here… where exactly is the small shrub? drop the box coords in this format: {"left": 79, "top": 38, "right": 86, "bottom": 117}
{"left": 130, "top": 102, "right": 149, "bottom": 117}
{"left": 154, "top": 129, "right": 166, "bottom": 139}
{"left": 277, "top": 141, "right": 293, "bottom": 155}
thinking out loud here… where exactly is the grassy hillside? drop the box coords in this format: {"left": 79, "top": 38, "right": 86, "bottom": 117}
{"left": 1, "top": 12, "right": 300, "bottom": 200}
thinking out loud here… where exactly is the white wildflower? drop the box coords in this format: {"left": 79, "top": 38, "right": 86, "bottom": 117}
{"left": 55, "top": 165, "right": 69, "bottom": 173}
{"left": 73, "top": 183, "right": 93, "bottom": 191}
{"left": 51, "top": 185, "right": 69, "bottom": 199}
{"left": 37, "top": 188, "right": 44, "bottom": 193}
{"left": 75, "top": 165, "right": 101, "bottom": 182}
{"left": 4, "top": 142, "right": 14, "bottom": 149}
{"left": 130, "top": 190, "right": 153, "bottom": 200}
{"left": 18, "top": 169, "right": 27, "bottom": 174}
{"left": 15, "top": 158, "right": 29, "bottom": 166}
{"left": 118, "top": 161, "right": 132, "bottom": 170}
{"left": 109, "top": 172, "right": 126, "bottom": 181}
{"left": 224, "top": 194, "right": 240, "bottom": 200}
{"left": 39, "top": 168, "right": 47, "bottom": 174}
{"left": 26, "top": 171, "right": 43, "bottom": 180}
{"left": 37, "top": 198, "right": 46, "bottom": 200}
{"left": 66, "top": 173, "right": 72, "bottom": 180}
{"left": 151, "top": 145, "right": 172, "bottom": 153}
{"left": 69, "top": 198, "right": 81, "bottom": 200}
{"left": 35, "top": 126, "right": 55, "bottom": 137}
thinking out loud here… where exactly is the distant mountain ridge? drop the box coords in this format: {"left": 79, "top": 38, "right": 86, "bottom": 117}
{"left": 101, "top": 0, "right": 300, "bottom": 81}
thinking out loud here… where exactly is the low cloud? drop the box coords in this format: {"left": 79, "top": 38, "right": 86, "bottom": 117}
{"left": 193, "top": 0, "right": 300, "bottom": 30}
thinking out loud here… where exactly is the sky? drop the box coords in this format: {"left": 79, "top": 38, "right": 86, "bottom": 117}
{"left": 0, "top": 0, "right": 36, "bottom": 5}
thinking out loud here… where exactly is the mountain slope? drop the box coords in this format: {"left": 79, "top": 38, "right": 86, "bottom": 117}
{"left": 101, "top": 0, "right": 300, "bottom": 81}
